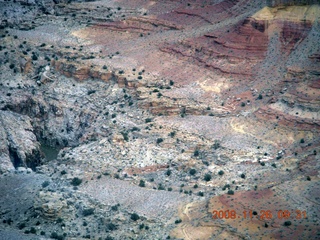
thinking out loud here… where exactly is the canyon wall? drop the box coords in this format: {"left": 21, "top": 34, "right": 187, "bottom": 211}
{"left": 267, "top": 0, "right": 320, "bottom": 7}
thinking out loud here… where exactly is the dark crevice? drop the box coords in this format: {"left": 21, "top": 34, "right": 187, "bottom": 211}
{"left": 8, "top": 146, "right": 23, "bottom": 169}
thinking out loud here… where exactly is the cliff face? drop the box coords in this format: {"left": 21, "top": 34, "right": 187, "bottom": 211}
{"left": 0, "top": 0, "right": 319, "bottom": 239}
{"left": 267, "top": 0, "right": 320, "bottom": 7}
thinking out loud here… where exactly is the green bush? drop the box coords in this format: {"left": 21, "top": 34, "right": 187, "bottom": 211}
{"left": 218, "top": 170, "right": 224, "bottom": 176}
{"left": 204, "top": 173, "right": 211, "bottom": 181}
{"left": 30, "top": 227, "right": 36, "bottom": 234}
{"left": 130, "top": 213, "right": 140, "bottom": 221}
{"left": 106, "top": 222, "right": 117, "bottom": 231}
{"left": 189, "top": 169, "right": 196, "bottom": 175}
{"left": 198, "top": 191, "right": 204, "bottom": 196}
{"left": 145, "top": 118, "right": 152, "bottom": 123}
{"left": 193, "top": 150, "right": 199, "bottom": 157}
{"left": 139, "top": 180, "right": 145, "bottom": 187}
{"left": 174, "top": 219, "right": 182, "bottom": 224}
{"left": 227, "top": 190, "right": 234, "bottom": 195}
{"left": 82, "top": 208, "right": 94, "bottom": 216}
{"left": 71, "top": 177, "right": 82, "bottom": 186}
{"left": 42, "top": 181, "right": 50, "bottom": 188}
{"left": 284, "top": 221, "right": 291, "bottom": 226}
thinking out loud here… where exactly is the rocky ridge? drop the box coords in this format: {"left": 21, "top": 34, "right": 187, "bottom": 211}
{"left": 0, "top": 0, "right": 319, "bottom": 239}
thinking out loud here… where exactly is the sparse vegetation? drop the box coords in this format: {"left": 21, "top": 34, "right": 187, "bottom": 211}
{"left": 71, "top": 177, "right": 82, "bottom": 186}
{"left": 82, "top": 208, "right": 94, "bottom": 216}
{"left": 130, "top": 213, "right": 140, "bottom": 221}
{"left": 227, "top": 190, "right": 234, "bottom": 195}
{"left": 284, "top": 221, "right": 292, "bottom": 226}
{"left": 42, "top": 181, "right": 50, "bottom": 188}
{"left": 145, "top": 118, "right": 152, "bottom": 123}
{"left": 204, "top": 173, "right": 211, "bottom": 181}
{"left": 193, "top": 149, "right": 199, "bottom": 157}
{"left": 139, "top": 180, "right": 145, "bottom": 187}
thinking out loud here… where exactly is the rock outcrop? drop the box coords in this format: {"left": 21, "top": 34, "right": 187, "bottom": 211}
{"left": 0, "top": 111, "right": 42, "bottom": 173}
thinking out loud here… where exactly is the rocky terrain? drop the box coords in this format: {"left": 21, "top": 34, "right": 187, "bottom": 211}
{"left": 0, "top": 0, "right": 319, "bottom": 239}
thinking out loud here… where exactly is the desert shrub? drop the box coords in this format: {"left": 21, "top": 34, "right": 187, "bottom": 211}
{"left": 131, "top": 127, "right": 140, "bottom": 132}
{"left": 120, "top": 132, "right": 128, "bottom": 141}
{"left": 30, "top": 227, "right": 36, "bottom": 234}
{"left": 111, "top": 205, "right": 118, "bottom": 211}
{"left": 145, "top": 118, "right": 152, "bottom": 123}
{"left": 222, "top": 184, "right": 231, "bottom": 190}
{"left": 204, "top": 173, "right": 211, "bottom": 181}
{"left": 169, "top": 131, "right": 176, "bottom": 137}
{"left": 18, "top": 222, "right": 26, "bottom": 229}
{"left": 240, "top": 173, "right": 246, "bottom": 179}
{"left": 227, "top": 190, "right": 234, "bottom": 195}
{"left": 139, "top": 180, "right": 145, "bottom": 187}
{"left": 130, "top": 213, "right": 140, "bottom": 221}
{"left": 82, "top": 208, "right": 94, "bottom": 216}
{"left": 42, "top": 181, "right": 50, "bottom": 188}
{"left": 139, "top": 224, "right": 144, "bottom": 229}
{"left": 166, "top": 169, "right": 171, "bottom": 176}
{"left": 284, "top": 221, "right": 291, "bottom": 226}
{"left": 32, "top": 54, "right": 38, "bottom": 61}
{"left": 193, "top": 150, "right": 199, "bottom": 157}
{"left": 106, "top": 222, "right": 117, "bottom": 231}
{"left": 198, "top": 191, "right": 204, "bottom": 196}
{"left": 156, "top": 138, "right": 163, "bottom": 144}
{"left": 61, "top": 170, "right": 67, "bottom": 175}
{"left": 189, "top": 169, "right": 196, "bottom": 175}
{"left": 175, "top": 219, "right": 182, "bottom": 224}
{"left": 218, "top": 170, "right": 224, "bottom": 176}
{"left": 213, "top": 140, "right": 220, "bottom": 149}
{"left": 71, "top": 177, "right": 82, "bottom": 186}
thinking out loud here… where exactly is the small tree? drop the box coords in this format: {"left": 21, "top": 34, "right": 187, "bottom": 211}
{"left": 139, "top": 180, "right": 145, "bottom": 187}
{"left": 189, "top": 169, "right": 196, "bottom": 175}
{"left": 204, "top": 173, "right": 211, "bottom": 182}
{"left": 71, "top": 177, "right": 82, "bottom": 186}
{"left": 130, "top": 213, "right": 140, "bottom": 221}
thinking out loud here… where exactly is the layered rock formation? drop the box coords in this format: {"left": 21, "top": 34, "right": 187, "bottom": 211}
{"left": 0, "top": 0, "right": 319, "bottom": 239}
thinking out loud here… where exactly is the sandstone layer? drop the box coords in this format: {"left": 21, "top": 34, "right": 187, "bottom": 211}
{"left": 0, "top": 0, "right": 319, "bottom": 239}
